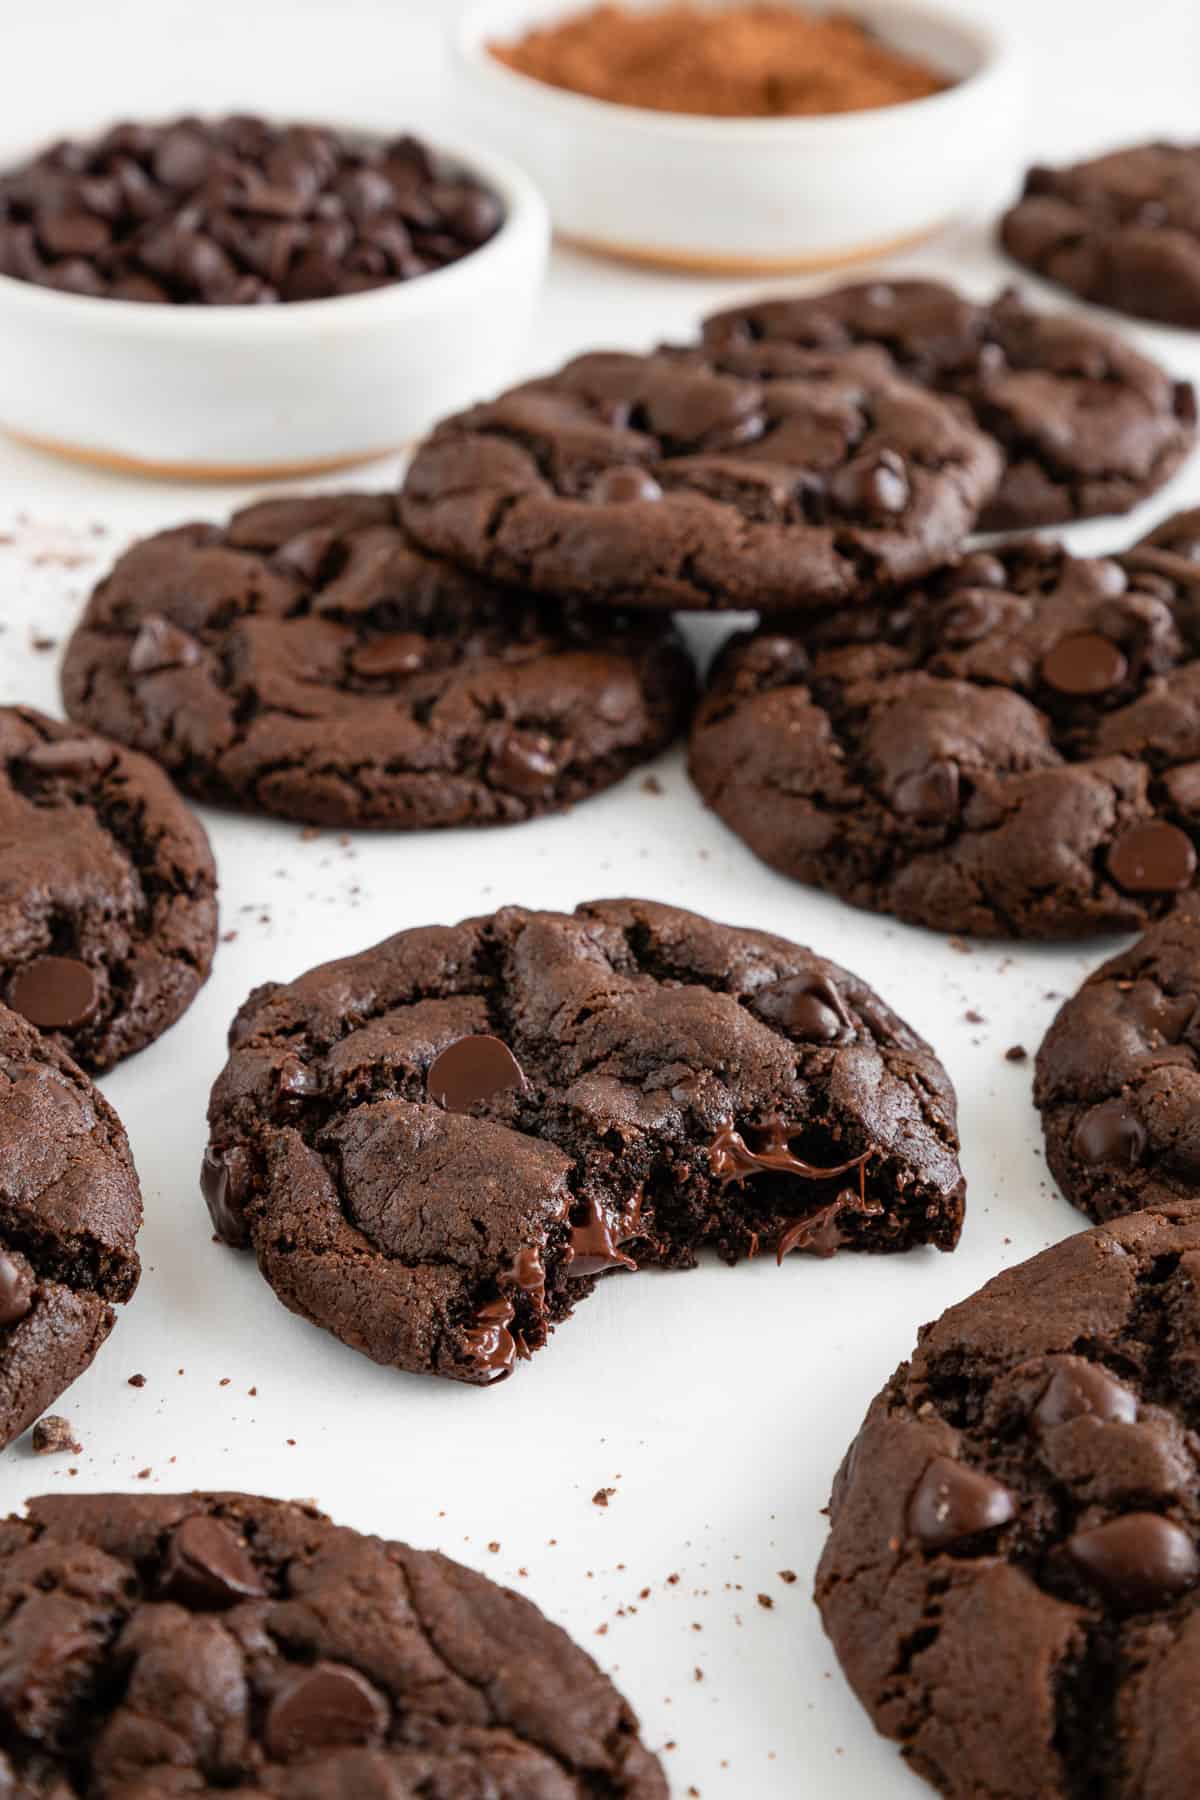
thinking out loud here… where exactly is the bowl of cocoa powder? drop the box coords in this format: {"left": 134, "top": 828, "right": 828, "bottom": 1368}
{"left": 457, "top": 0, "right": 1023, "bottom": 272}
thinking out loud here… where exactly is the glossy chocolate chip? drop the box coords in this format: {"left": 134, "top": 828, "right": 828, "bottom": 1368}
{"left": 566, "top": 1196, "right": 638, "bottom": 1279}
{"left": 128, "top": 615, "right": 201, "bottom": 675}
{"left": 755, "top": 973, "right": 852, "bottom": 1042}
{"left": 488, "top": 732, "right": 559, "bottom": 798}
{"left": 9, "top": 957, "right": 99, "bottom": 1031}
{"left": 462, "top": 1296, "right": 517, "bottom": 1382}
{"left": 159, "top": 1515, "right": 267, "bottom": 1610}
{"left": 201, "top": 1145, "right": 253, "bottom": 1248}
{"left": 591, "top": 466, "right": 663, "bottom": 505}
{"left": 892, "top": 760, "right": 960, "bottom": 824}
{"left": 1035, "top": 1357, "right": 1138, "bottom": 1427}
{"left": 1041, "top": 631, "right": 1128, "bottom": 697}
{"left": 264, "top": 1661, "right": 389, "bottom": 1758}
{"left": 1108, "top": 821, "right": 1197, "bottom": 895}
{"left": 830, "top": 448, "right": 910, "bottom": 517}
{"left": 1072, "top": 1098, "right": 1147, "bottom": 1168}
{"left": 350, "top": 634, "right": 427, "bottom": 677}
{"left": 0, "top": 1254, "right": 33, "bottom": 1328}
{"left": 1067, "top": 1513, "right": 1199, "bottom": 1610}
{"left": 427, "top": 1035, "right": 526, "bottom": 1113}
{"left": 908, "top": 1456, "right": 1016, "bottom": 1549}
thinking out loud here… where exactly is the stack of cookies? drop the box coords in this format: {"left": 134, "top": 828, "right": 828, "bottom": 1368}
{"left": 3, "top": 123, "right": 1200, "bottom": 1800}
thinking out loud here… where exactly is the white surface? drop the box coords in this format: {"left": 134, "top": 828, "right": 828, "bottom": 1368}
{"left": 0, "top": 134, "right": 549, "bottom": 471}
{"left": 1, "top": 3, "right": 1199, "bottom": 1794}
{"left": 457, "top": 0, "right": 1021, "bottom": 267}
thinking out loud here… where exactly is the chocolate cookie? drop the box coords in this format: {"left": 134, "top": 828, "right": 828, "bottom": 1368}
{"left": 399, "top": 344, "right": 1003, "bottom": 611}
{"left": 1001, "top": 142, "right": 1200, "bottom": 329}
{"left": 0, "top": 1004, "right": 140, "bottom": 1450}
{"left": 1035, "top": 895, "right": 1200, "bottom": 1221}
{"left": 703, "top": 279, "right": 1197, "bottom": 532}
{"left": 690, "top": 507, "right": 1200, "bottom": 940}
{"left": 61, "top": 494, "right": 694, "bottom": 829}
{"left": 0, "top": 1490, "right": 665, "bottom": 1794}
{"left": 816, "top": 1200, "right": 1200, "bottom": 1800}
{"left": 0, "top": 705, "right": 216, "bottom": 1070}
{"left": 203, "top": 899, "right": 964, "bottom": 1386}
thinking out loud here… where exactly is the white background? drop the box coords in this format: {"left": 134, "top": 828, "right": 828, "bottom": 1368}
{"left": 2, "top": 3, "right": 1200, "bottom": 1794}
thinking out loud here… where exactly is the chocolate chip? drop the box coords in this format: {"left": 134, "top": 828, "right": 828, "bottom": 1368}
{"left": 0, "top": 1254, "right": 33, "bottom": 1328}
{"left": 350, "top": 635, "right": 428, "bottom": 678}
{"left": 427, "top": 1035, "right": 527, "bottom": 1113}
{"left": 152, "top": 126, "right": 212, "bottom": 191}
{"left": 1067, "top": 1513, "right": 1199, "bottom": 1610}
{"left": 201, "top": 1144, "right": 253, "bottom": 1247}
{"left": 1107, "top": 821, "right": 1197, "bottom": 894}
{"left": 128, "top": 615, "right": 201, "bottom": 675}
{"left": 488, "top": 731, "right": 559, "bottom": 798}
{"left": 9, "top": 956, "right": 99, "bottom": 1031}
{"left": 1041, "top": 631, "right": 1128, "bottom": 697}
{"left": 755, "top": 972, "right": 852, "bottom": 1042}
{"left": 591, "top": 466, "right": 663, "bottom": 505}
{"left": 264, "top": 1661, "right": 389, "bottom": 1758}
{"left": 1072, "top": 1099, "right": 1147, "bottom": 1169}
{"left": 892, "top": 760, "right": 960, "bottom": 824}
{"left": 830, "top": 448, "right": 910, "bottom": 517}
{"left": 566, "top": 1196, "right": 638, "bottom": 1279}
{"left": 159, "top": 1515, "right": 267, "bottom": 1610}
{"left": 462, "top": 1296, "right": 517, "bottom": 1381}
{"left": 1034, "top": 1357, "right": 1138, "bottom": 1427}
{"left": 37, "top": 210, "right": 110, "bottom": 257}
{"left": 907, "top": 1456, "right": 1016, "bottom": 1549}
{"left": 938, "top": 589, "right": 1003, "bottom": 646}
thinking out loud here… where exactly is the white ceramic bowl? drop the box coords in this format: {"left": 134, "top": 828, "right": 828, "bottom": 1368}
{"left": 0, "top": 132, "right": 549, "bottom": 478}
{"left": 457, "top": 0, "right": 1024, "bottom": 273}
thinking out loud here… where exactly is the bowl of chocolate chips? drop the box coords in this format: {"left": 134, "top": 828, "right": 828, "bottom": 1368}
{"left": 0, "top": 114, "right": 549, "bottom": 476}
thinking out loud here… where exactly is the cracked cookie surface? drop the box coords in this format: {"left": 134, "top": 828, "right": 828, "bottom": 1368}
{"left": 702, "top": 278, "right": 1197, "bottom": 532}
{"left": 0, "top": 1004, "right": 140, "bottom": 1450}
{"left": 0, "top": 1490, "right": 665, "bottom": 1795}
{"left": 1001, "top": 142, "right": 1200, "bottom": 329}
{"left": 399, "top": 344, "right": 1002, "bottom": 612}
{"left": 60, "top": 493, "right": 694, "bottom": 829}
{"left": 1037, "top": 895, "right": 1200, "bottom": 1220}
{"left": 816, "top": 1201, "right": 1200, "bottom": 1800}
{"left": 0, "top": 705, "right": 216, "bottom": 1071}
{"left": 203, "top": 899, "right": 964, "bottom": 1386}
{"left": 690, "top": 507, "right": 1200, "bottom": 940}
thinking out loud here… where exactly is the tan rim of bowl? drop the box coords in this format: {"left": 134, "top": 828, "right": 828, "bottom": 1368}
{"left": 559, "top": 218, "right": 949, "bottom": 276}
{"left": 5, "top": 428, "right": 406, "bottom": 481}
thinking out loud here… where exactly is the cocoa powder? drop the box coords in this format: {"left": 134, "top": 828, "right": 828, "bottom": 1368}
{"left": 491, "top": 4, "right": 950, "bottom": 118}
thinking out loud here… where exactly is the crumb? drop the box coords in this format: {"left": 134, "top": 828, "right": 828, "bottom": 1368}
{"left": 300, "top": 826, "right": 322, "bottom": 842}
{"left": 694, "top": 1666, "right": 704, "bottom": 1681}
{"left": 219, "top": 1378, "right": 230, "bottom": 1387}
{"left": 779, "top": 1569, "right": 797, "bottom": 1584}
{"left": 948, "top": 937, "right": 971, "bottom": 954}
{"left": 248, "top": 1386, "right": 257, "bottom": 1396}
{"left": 757, "top": 1593, "right": 774, "bottom": 1610}
{"left": 593, "top": 1487, "right": 616, "bottom": 1507}
{"left": 964, "top": 1008, "right": 985, "bottom": 1024}
{"left": 487, "top": 1541, "right": 500, "bottom": 1553}
{"left": 667, "top": 1572, "right": 680, "bottom": 1585}
{"left": 30, "top": 1415, "right": 80, "bottom": 1455}
{"left": 128, "top": 1373, "right": 146, "bottom": 1388}
{"left": 221, "top": 929, "right": 238, "bottom": 944}
{"left": 596, "top": 1623, "right": 608, "bottom": 1636}
{"left": 30, "top": 633, "right": 57, "bottom": 653}
{"left": 1005, "top": 1044, "right": 1028, "bottom": 1063}
{"left": 136, "top": 1468, "right": 152, "bottom": 1480}
{"left": 641, "top": 774, "right": 664, "bottom": 795}
{"left": 286, "top": 1438, "right": 296, "bottom": 1446}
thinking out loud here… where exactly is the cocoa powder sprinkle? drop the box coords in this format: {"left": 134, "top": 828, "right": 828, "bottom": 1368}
{"left": 491, "top": 3, "right": 949, "bottom": 118}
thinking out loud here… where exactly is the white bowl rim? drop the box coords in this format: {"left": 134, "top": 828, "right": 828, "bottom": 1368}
{"left": 0, "top": 128, "right": 549, "bottom": 337}
{"left": 457, "top": 0, "right": 1014, "bottom": 140}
